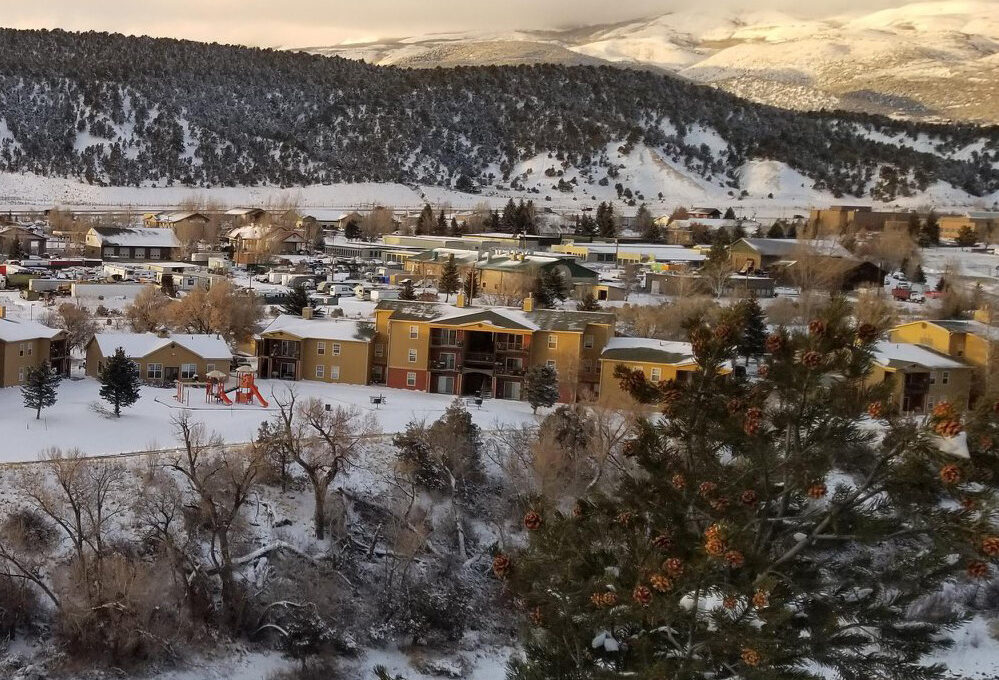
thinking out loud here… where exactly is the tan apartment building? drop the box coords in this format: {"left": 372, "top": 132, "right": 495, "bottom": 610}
{"left": 598, "top": 338, "right": 708, "bottom": 405}
{"left": 0, "top": 313, "right": 69, "bottom": 387}
{"left": 255, "top": 313, "right": 374, "bottom": 384}
{"left": 869, "top": 341, "right": 973, "bottom": 414}
{"left": 938, "top": 212, "right": 999, "bottom": 243}
{"left": 373, "top": 294, "right": 615, "bottom": 403}
{"left": 85, "top": 333, "right": 232, "bottom": 383}
{"left": 805, "top": 206, "right": 910, "bottom": 237}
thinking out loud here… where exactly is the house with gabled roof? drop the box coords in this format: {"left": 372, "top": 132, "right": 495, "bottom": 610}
{"left": 85, "top": 332, "right": 232, "bottom": 383}
{"left": 255, "top": 313, "right": 374, "bottom": 384}
{"left": 373, "top": 293, "right": 614, "bottom": 402}
{"left": 85, "top": 227, "right": 182, "bottom": 261}
{"left": 868, "top": 341, "right": 973, "bottom": 414}
{"left": 597, "top": 337, "right": 730, "bottom": 405}
{"left": 0, "top": 310, "right": 69, "bottom": 386}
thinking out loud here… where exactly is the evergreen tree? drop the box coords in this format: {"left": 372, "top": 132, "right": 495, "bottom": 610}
{"left": 736, "top": 295, "right": 766, "bottom": 364}
{"left": 449, "top": 216, "right": 461, "bottom": 236}
{"left": 576, "top": 292, "right": 601, "bottom": 311}
{"left": 463, "top": 268, "right": 479, "bottom": 299}
{"left": 524, "top": 364, "right": 559, "bottom": 414}
{"left": 919, "top": 210, "right": 940, "bottom": 247}
{"left": 636, "top": 203, "right": 657, "bottom": 241}
{"left": 312, "top": 230, "right": 326, "bottom": 253}
{"left": 786, "top": 222, "right": 798, "bottom": 238}
{"left": 415, "top": 204, "right": 434, "bottom": 235}
{"left": 723, "top": 206, "right": 737, "bottom": 219}
{"left": 7, "top": 237, "right": 23, "bottom": 260}
{"left": 533, "top": 268, "right": 568, "bottom": 308}
{"left": 438, "top": 254, "right": 461, "bottom": 302}
{"left": 935, "top": 276, "right": 947, "bottom": 292}
{"left": 596, "top": 202, "right": 616, "bottom": 238}
{"left": 282, "top": 285, "right": 321, "bottom": 317}
{"left": 911, "top": 264, "right": 926, "bottom": 284}
{"left": 956, "top": 225, "right": 978, "bottom": 247}
{"left": 766, "top": 221, "right": 786, "bottom": 238}
{"left": 509, "top": 301, "right": 999, "bottom": 680}
{"left": 436, "top": 209, "right": 448, "bottom": 236}
{"left": 99, "top": 347, "right": 141, "bottom": 417}
{"left": 577, "top": 214, "right": 597, "bottom": 238}
{"left": 398, "top": 279, "right": 417, "bottom": 301}
{"left": 344, "top": 219, "right": 361, "bottom": 240}
{"left": 501, "top": 199, "right": 518, "bottom": 233}
{"left": 21, "top": 361, "right": 60, "bottom": 420}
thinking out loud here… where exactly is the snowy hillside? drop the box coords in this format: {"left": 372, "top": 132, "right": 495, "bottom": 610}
{"left": 307, "top": 1, "right": 999, "bottom": 124}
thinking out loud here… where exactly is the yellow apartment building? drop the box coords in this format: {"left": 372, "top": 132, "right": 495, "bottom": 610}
{"left": 85, "top": 333, "right": 232, "bottom": 382}
{"left": 255, "top": 314, "right": 374, "bottom": 384}
{"left": 869, "top": 341, "right": 973, "bottom": 414}
{"left": 0, "top": 313, "right": 69, "bottom": 387}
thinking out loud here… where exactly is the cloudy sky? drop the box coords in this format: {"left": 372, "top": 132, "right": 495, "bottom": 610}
{"left": 0, "top": 0, "right": 958, "bottom": 46}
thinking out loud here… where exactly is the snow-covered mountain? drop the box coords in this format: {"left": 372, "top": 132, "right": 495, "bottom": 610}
{"left": 299, "top": 1, "right": 999, "bottom": 123}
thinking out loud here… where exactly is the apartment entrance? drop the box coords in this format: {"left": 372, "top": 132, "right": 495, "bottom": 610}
{"left": 462, "top": 371, "right": 492, "bottom": 397}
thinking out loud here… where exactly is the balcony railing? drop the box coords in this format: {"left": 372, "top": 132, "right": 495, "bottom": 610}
{"left": 463, "top": 351, "right": 495, "bottom": 366}
{"left": 430, "top": 338, "right": 463, "bottom": 348}
{"left": 495, "top": 342, "right": 527, "bottom": 353}
{"left": 432, "top": 362, "right": 459, "bottom": 372}
{"left": 267, "top": 345, "right": 301, "bottom": 359}
{"left": 496, "top": 366, "right": 526, "bottom": 377}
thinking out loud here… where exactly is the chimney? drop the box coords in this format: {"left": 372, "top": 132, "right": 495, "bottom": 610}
{"left": 302, "top": 307, "right": 314, "bottom": 320}
{"left": 456, "top": 291, "right": 467, "bottom": 308}
{"left": 522, "top": 294, "right": 534, "bottom": 313}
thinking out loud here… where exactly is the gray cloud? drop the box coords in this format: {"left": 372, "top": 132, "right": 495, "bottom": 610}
{"left": 0, "top": 0, "right": 976, "bottom": 47}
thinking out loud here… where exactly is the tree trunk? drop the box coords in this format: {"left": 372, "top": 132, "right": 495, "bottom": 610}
{"left": 216, "top": 530, "right": 238, "bottom": 626}
{"left": 313, "top": 482, "right": 327, "bottom": 540}
{"left": 35, "top": 404, "right": 41, "bottom": 419}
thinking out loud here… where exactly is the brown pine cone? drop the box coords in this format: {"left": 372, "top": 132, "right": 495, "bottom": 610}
{"left": 727, "top": 398, "right": 744, "bottom": 412}
{"left": 589, "top": 593, "right": 604, "bottom": 607}
{"left": 934, "top": 419, "right": 963, "bottom": 438}
{"left": 616, "top": 511, "right": 634, "bottom": 525}
{"left": 652, "top": 533, "right": 672, "bottom": 550}
{"left": 710, "top": 496, "right": 730, "bottom": 512}
{"left": 714, "top": 324, "right": 734, "bottom": 341}
{"left": 982, "top": 536, "right": 999, "bottom": 557}
{"left": 765, "top": 333, "right": 783, "bottom": 353}
{"left": 856, "top": 323, "right": 877, "bottom": 343}
{"left": 650, "top": 573, "right": 673, "bottom": 592}
{"left": 741, "top": 489, "right": 759, "bottom": 506}
{"left": 741, "top": 648, "right": 762, "bottom": 667}
{"left": 752, "top": 590, "right": 769, "bottom": 609}
{"left": 572, "top": 501, "right": 585, "bottom": 518}
{"left": 757, "top": 364, "right": 770, "bottom": 378}
{"left": 671, "top": 474, "right": 686, "bottom": 490}
{"left": 724, "top": 550, "right": 745, "bottom": 568}
{"left": 664, "top": 557, "right": 684, "bottom": 575}
{"left": 940, "top": 464, "right": 962, "bottom": 484}
{"left": 524, "top": 511, "right": 542, "bottom": 531}
{"left": 705, "top": 537, "right": 726, "bottom": 556}
{"left": 745, "top": 407, "right": 763, "bottom": 420}
{"left": 704, "top": 523, "right": 724, "bottom": 540}
{"left": 867, "top": 402, "right": 883, "bottom": 419}
{"left": 967, "top": 560, "right": 990, "bottom": 579}
{"left": 600, "top": 591, "right": 618, "bottom": 607}
{"left": 744, "top": 419, "right": 761, "bottom": 436}
{"left": 699, "top": 481, "right": 718, "bottom": 497}
{"left": 807, "top": 483, "right": 827, "bottom": 499}
{"left": 632, "top": 585, "right": 653, "bottom": 606}
{"left": 492, "top": 554, "right": 511, "bottom": 579}
{"left": 932, "top": 401, "right": 956, "bottom": 419}
{"left": 723, "top": 595, "right": 738, "bottom": 609}
{"left": 979, "top": 436, "right": 994, "bottom": 450}
{"left": 961, "top": 497, "right": 977, "bottom": 512}
{"left": 808, "top": 319, "right": 827, "bottom": 336}
{"left": 801, "top": 350, "right": 822, "bottom": 368}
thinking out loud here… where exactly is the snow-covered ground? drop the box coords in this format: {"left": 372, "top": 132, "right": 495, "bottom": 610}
{"left": 0, "top": 377, "right": 538, "bottom": 463}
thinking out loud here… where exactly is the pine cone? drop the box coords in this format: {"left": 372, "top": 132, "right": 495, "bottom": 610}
{"left": 856, "top": 323, "right": 878, "bottom": 343}
{"left": 741, "top": 648, "right": 762, "bottom": 667}
{"left": 744, "top": 419, "right": 761, "bottom": 436}
{"left": 705, "top": 537, "right": 726, "bottom": 556}
{"left": 572, "top": 501, "right": 585, "bottom": 518}
{"left": 714, "top": 324, "right": 734, "bottom": 342}
{"left": 932, "top": 401, "right": 956, "bottom": 419}
{"left": 492, "top": 554, "right": 511, "bottom": 579}
{"left": 524, "top": 511, "right": 542, "bottom": 531}
{"left": 757, "top": 364, "right": 770, "bottom": 378}
{"left": 600, "top": 591, "right": 618, "bottom": 607}
{"left": 934, "top": 419, "right": 963, "bottom": 438}
{"left": 632, "top": 585, "right": 653, "bottom": 606}
{"left": 699, "top": 481, "right": 718, "bottom": 497}
{"left": 741, "top": 489, "right": 759, "bottom": 506}
{"left": 529, "top": 606, "right": 543, "bottom": 626}
{"left": 982, "top": 536, "right": 999, "bottom": 557}
{"left": 807, "top": 483, "right": 827, "bottom": 499}
{"left": 808, "top": 319, "right": 827, "bottom": 336}
{"left": 616, "top": 511, "right": 634, "bottom": 526}
{"left": 650, "top": 573, "right": 673, "bottom": 592}
{"left": 723, "top": 595, "right": 738, "bottom": 609}
{"left": 671, "top": 474, "right": 686, "bottom": 490}
{"left": 765, "top": 333, "right": 783, "bottom": 353}
{"left": 967, "top": 560, "right": 990, "bottom": 579}
{"left": 940, "top": 464, "right": 962, "bottom": 484}
{"left": 745, "top": 407, "right": 763, "bottom": 420}
{"left": 993, "top": 400, "right": 999, "bottom": 416}
{"left": 727, "top": 398, "right": 744, "bottom": 412}
{"left": 801, "top": 350, "right": 822, "bottom": 368}
{"left": 704, "top": 523, "right": 724, "bottom": 540}
{"left": 651, "top": 533, "right": 672, "bottom": 550}
{"left": 710, "top": 496, "right": 730, "bottom": 512}
{"left": 961, "top": 497, "right": 977, "bottom": 512}
{"left": 866, "top": 402, "right": 883, "bottom": 419}
{"left": 752, "top": 590, "right": 769, "bottom": 609}
{"left": 664, "top": 557, "right": 684, "bottom": 576}
{"left": 724, "top": 550, "right": 745, "bottom": 568}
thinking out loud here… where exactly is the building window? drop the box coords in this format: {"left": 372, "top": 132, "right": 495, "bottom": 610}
{"left": 315, "top": 364, "right": 325, "bottom": 378}
{"left": 374, "top": 343, "right": 384, "bottom": 358}
{"left": 582, "top": 359, "right": 592, "bottom": 373}
{"left": 409, "top": 325, "right": 419, "bottom": 339}
{"left": 317, "top": 341, "right": 326, "bottom": 355}
{"left": 583, "top": 334, "right": 594, "bottom": 349}
{"left": 135, "top": 247, "right": 146, "bottom": 259}
{"left": 942, "top": 371, "right": 950, "bottom": 385}
{"left": 147, "top": 363, "right": 163, "bottom": 380}
{"left": 180, "top": 364, "right": 197, "bottom": 379}
{"left": 332, "top": 343, "right": 341, "bottom": 356}
{"left": 18, "top": 343, "right": 24, "bottom": 357}
{"left": 150, "top": 248, "right": 161, "bottom": 259}
{"left": 650, "top": 367, "right": 662, "bottom": 382}
{"left": 546, "top": 359, "right": 557, "bottom": 370}
{"left": 547, "top": 335, "right": 557, "bottom": 349}
{"left": 930, "top": 372, "right": 936, "bottom": 385}
{"left": 408, "top": 349, "right": 417, "bottom": 363}
{"left": 406, "top": 371, "right": 417, "bottom": 387}
{"left": 331, "top": 366, "right": 340, "bottom": 380}
{"left": 206, "top": 363, "right": 215, "bottom": 373}
{"left": 17, "top": 367, "right": 24, "bottom": 383}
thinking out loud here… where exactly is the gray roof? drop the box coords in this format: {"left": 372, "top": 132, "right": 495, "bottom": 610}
{"left": 375, "top": 299, "right": 614, "bottom": 332}
{"left": 737, "top": 238, "right": 852, "bottom": 259}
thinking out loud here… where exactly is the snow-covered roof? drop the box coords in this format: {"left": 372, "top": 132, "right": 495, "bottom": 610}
{"left": 90, "top": 227, "right": 181, "bottom": 248}
{"left": 575, "top": 242, "right": 706, "bottom": 262}
{"left": 375, "top": 300, "right": 614, "bottom": 332}
{"left": 153, "top": 211, "right": 208, "bottom": 223}
{"left": 873, "top": 341, "right": 966, "bottom": 370}
{"left": 228, "top": 225, "right": 305, "bottom": 242}
{"left": 600, "top": 337, "right": 696, "bottom": 364}
{"left": 738, "top": 238, "right": 852, "bottom": 259}
{"left": 0, "top": 317, "right": 63, "bottom": 342}
{"left": 259, "top": 314, "right": 374, "bottom": 342}
{"left": 93, "top": 333, "right": 232, "bottom": 360}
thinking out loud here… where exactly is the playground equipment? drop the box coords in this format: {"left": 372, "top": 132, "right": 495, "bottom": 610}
{"left": 232, "top": 367, "right": 269, "bottom": 407}
{"left": 205, "top": 370, "right": 234, "bottom": 405}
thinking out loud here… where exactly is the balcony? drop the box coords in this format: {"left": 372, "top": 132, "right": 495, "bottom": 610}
{"left": 266, "top": 344, "right": 301, "bottom": 359}
{"left": 463, "top": 352, "right": 495, "bottom": 367}
{"left": 431, "top": 361, "right": 459, "bottom": 372}
{"left": 495, "top": 342, "right": 528, "bottom": 353}
{"left": 430, "top": 338, "right": 463, "bottom": 348}
{"left": 496, "top": 366, "right": 525, "bottom": 377}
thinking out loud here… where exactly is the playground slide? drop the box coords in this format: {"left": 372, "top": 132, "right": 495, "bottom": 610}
{"left": 248, "top": 385, "right": 269, "bottom": 408}
{"left": 216, "top": 387, "right": 233, "bottom": 405}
